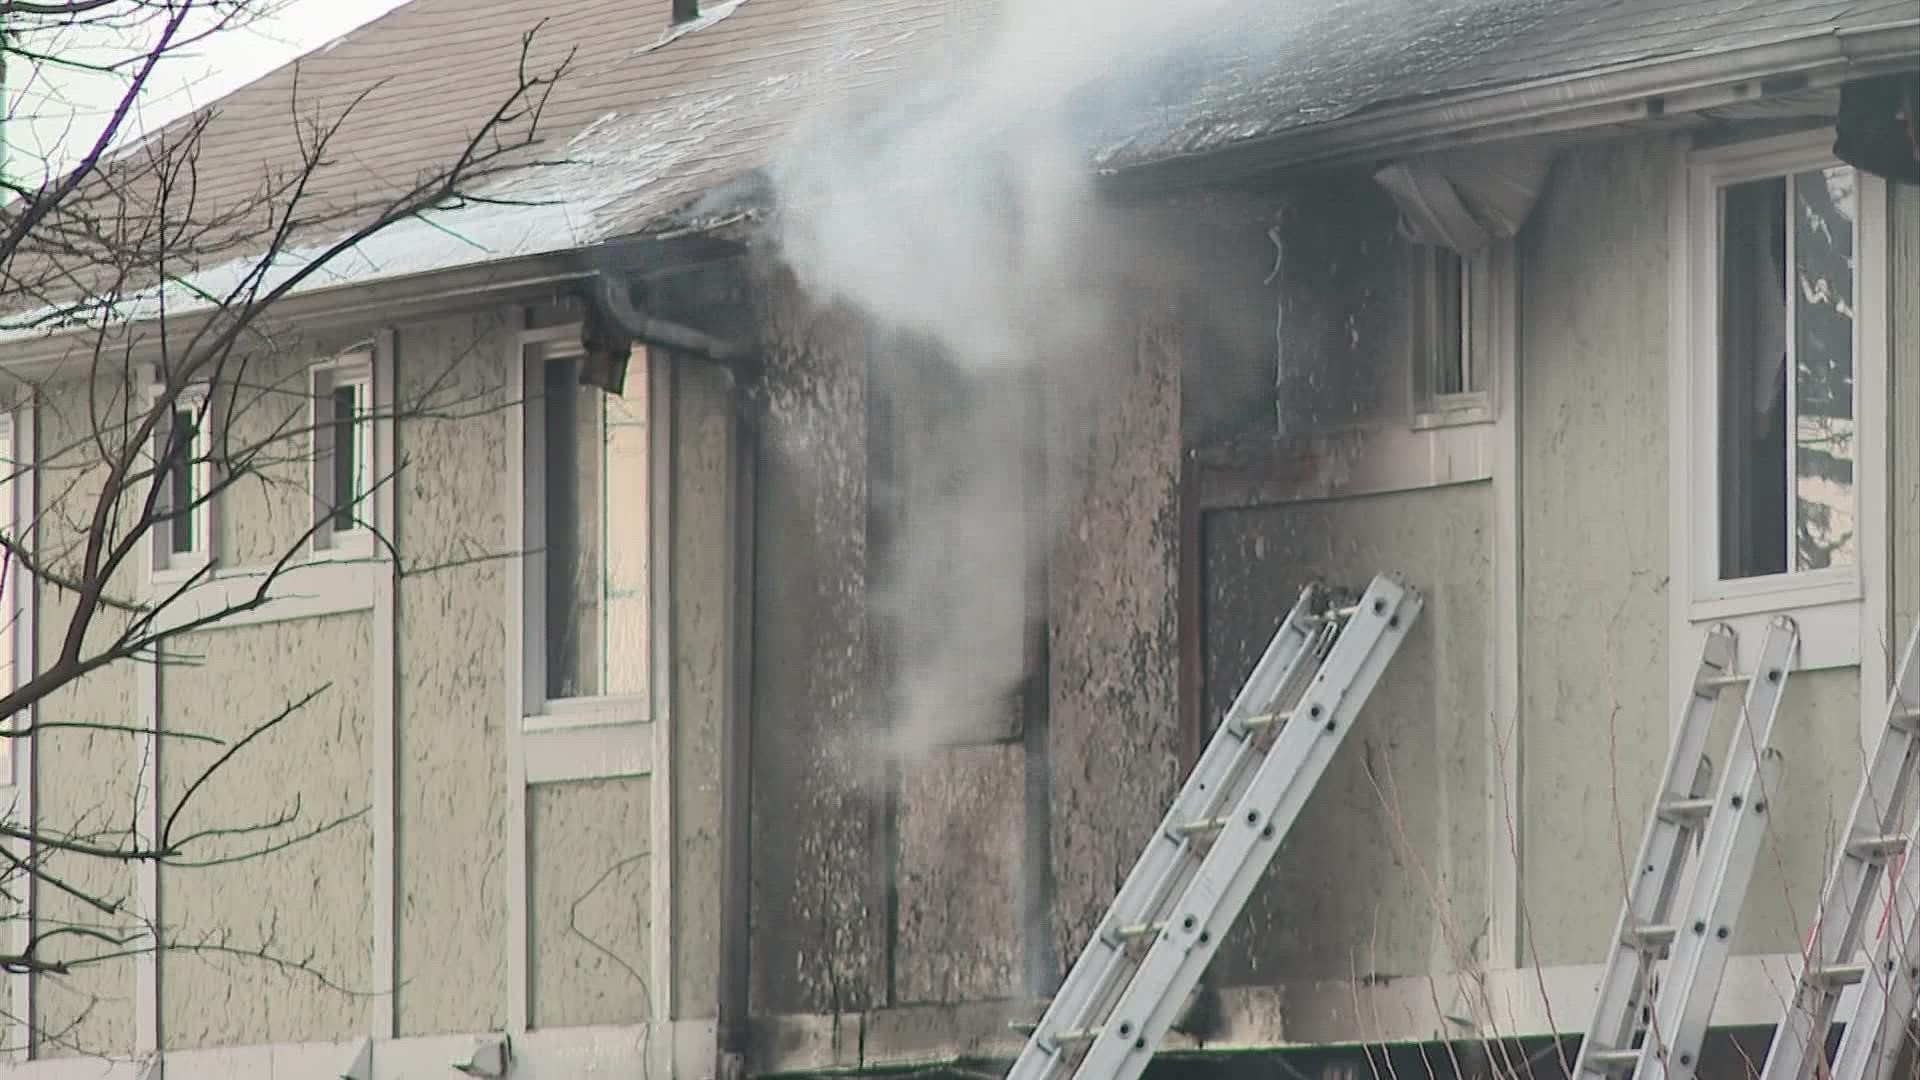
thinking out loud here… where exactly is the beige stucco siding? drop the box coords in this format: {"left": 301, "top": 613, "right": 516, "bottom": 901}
{"left": 1202, "top": 484, "right": 1491, "bottom": 983}
{"left": 390, "top": 310, "right": 515, "bottom": 1035}
{"left": 668, "top": 360, "right": 734, "bottom": 1018}
{"left": 158, "top": 614, "right": 373, "bottom": 1049}
{"left": 527, "top": 776, "right": 652, "bottom": 1028}
{"left": 1893, "top": 180, "right": 1919, "bottom": 660}
{"left": 29, "top": 376, "right": 149, "bottom": 1058}
{"left": 1516, "top": 135, "right": 1680, "bottom": 964}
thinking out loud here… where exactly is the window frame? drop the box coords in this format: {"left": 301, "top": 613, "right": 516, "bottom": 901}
{"left": 518, "top": 332, "right": 653, "bottom": 728}
{"left": 1678, "top": 132, "right": 1888, "bottom": 626}
{"left": 310, "top": 348, "right": 377, "bottom": 560}
{"left": 148, "top": 382, "right": 216, "bottom": 584}
{"left": 1409, "top": 238, "right": 1507, "bottom": 431}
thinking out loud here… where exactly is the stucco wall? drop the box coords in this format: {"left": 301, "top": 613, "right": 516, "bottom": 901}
{"left": 1515, "top": 135, "right": 1680, "bottom": 964}
{"left": 746, "top": 275, "right": 888, "bottom": 1016}
{"left": 158, "top": 614, "right": 373, "bottom": 1049}
{"left": 1046, "top": 317, "right": 1184, "bottom": 972}
{"left": 528, "top": 776, "right": 652, "bottom": 1027}
{"left": 1893, "top": 180, "right": 1919, "bottom": 661}
{"left": 892, "top": 746, "right": 1023, "bottom": 1003}
{"left": 29, "top": 375, "right": 148, "bottom": 1058}
{"left": 390, "top": 310, "right": 515, "bottom": 1035}
{"left": 1202, "top": 485, "right": 1490, "bottom": 983}
{"left": 669, "top": 360, "right": 733, "bottom": 1019}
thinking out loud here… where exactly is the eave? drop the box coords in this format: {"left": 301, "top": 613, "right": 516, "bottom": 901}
{"left": 1099, "top": 18, "right": 1920, "bottom": 192}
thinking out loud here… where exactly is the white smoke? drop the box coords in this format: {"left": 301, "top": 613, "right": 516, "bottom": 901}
{"left": 766, "top": 0, "right": 1243, "bottom": 765}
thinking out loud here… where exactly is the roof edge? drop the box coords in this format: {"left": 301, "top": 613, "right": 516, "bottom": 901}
{"left": 0, "top": 253, "right": 592, "bottom": 380}
{"left": 1100, "top": 18, "right": 1920, "bottom": 191}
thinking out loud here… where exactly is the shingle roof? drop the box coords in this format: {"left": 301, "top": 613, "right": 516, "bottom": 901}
{"left": 1091, "top": 0, "right": 1920, "bottom": 170}
{"left": 1, "top": 0, "right": 970, "bottom": 335}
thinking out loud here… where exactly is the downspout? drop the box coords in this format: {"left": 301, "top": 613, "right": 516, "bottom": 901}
{"left": 591, "top": 271, "right": 751, "bottom": 363}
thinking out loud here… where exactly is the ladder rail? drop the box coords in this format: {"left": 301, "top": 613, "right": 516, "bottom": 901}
{"left": 1795, "top": 622, "right": 1920, "bottom": 1080}
{"left": 1759, "top": 619, "right": 1920, "bottom": 1080}
{"left": 1570, "top": 624, "right": 1739, "bottom": 1078}
{"left": 1067, "top": 574, "right": 1423, "bottom": 1080}
{"left": 1006, "top": 583, "right": 1329, "bottom": 1080}
{"left": 1633, "top": 616, "right": 1799, "bottom": 1080}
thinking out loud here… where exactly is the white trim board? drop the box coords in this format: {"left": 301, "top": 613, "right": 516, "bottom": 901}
{"left": 143, "top": 561, "right": 378, "bottom": 636}
{"left": 523, "top": 721, "right": 655, "bottom": 786}
{"left": 2, "top": 404, "right": 38, "bottom": 1060}
{"left": 753, "top": 952, "right": 1848, "bottom": 1075}
{"left": 0, "top": 1020, "right": 716, "bottom": 1080}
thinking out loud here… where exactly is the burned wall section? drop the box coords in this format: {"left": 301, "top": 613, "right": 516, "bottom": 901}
{"left": 1271, "top": 171, "right": 1412, "bottom": 438}
{"left": 1046, "top": 311, "right": 1186, "bottom": 969}
{"left": 745, "top": 272, "right": 891, "bottom": 1016}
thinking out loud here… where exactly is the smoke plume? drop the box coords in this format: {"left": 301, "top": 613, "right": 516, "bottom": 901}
{"left": 765, "top": 0, "right": 1241, "bottom": 767}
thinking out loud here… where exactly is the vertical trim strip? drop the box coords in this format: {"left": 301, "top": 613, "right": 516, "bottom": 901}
{"left": 135, "top": 656, "right": 160, "bottom": 1056}
{"left": 503, "top": 311, "right": 532, "bottom": 1034}
{"left": 714, "top": 375, "right": 754, "bottom": 1079}
{"left": 370, "top": 327, "right": 400, "bottom": 1039}
{"left": 648, "top": 349, "right": 676, "bottom": 1024}
{"left": 4, "top": 403, "right": 39, "bottom": 1059}
{"left": 1488, "top": 234, "right": 1524, "bottom": 971}
{"left": 1858, "top": 171, "right": 1892, "bottom": 751}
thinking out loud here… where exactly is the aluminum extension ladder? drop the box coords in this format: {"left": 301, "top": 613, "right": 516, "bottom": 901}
{"left": 1757, "top": 620, "right": 1920, "bottom": 1080}
{"left": 1006, "top": 573, "right": 1424, "bottom": 1080}
{"left": 1571, "top": 616, "right": 1800, "bottom": 1080}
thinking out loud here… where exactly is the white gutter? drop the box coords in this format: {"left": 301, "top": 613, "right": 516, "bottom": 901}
{"left": 1103, "top": 19, "right": 1920, "bottom": 189}
{"left": 0, "top": 253, "right": 593, "bottom": 379}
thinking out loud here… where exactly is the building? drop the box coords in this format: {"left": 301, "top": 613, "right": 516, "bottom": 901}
{"left": 0, "top": 0, "right": 1917, "bottom": 1077}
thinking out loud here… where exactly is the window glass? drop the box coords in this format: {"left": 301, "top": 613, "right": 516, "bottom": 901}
{"left": 542, "top": 356, "right": 648, "bottom": 701}
{"left": 1716, "top": 166, "right": 1856, "bottom": 581}
{"left": 167, "top": 407, "right": 197, "bottom": 555}
{"left": 331, "top": 384, "right": 359, "bottom": 533}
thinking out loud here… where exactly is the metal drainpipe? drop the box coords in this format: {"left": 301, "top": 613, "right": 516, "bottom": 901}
{"left": 592, "top": 272, "right": 749, "bottom": 363}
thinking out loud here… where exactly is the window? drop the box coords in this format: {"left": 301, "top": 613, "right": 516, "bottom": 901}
{"left": 1678, "top": 131, "right": 1887, "bottom": 671}
{"left": 1715, "top": 167, "right": 1857, "bottom": 582}
{"left": 150, "top": 385, "right": 213, "bottom": 579}
{"left": 311, "top": 351, "right": 375, "bottom": 556}
{"left": 524, "top": 340, "right": 650, "bottom": 712}
{"left": 1409, "top": 242, "right": 1500, "bottom": 428}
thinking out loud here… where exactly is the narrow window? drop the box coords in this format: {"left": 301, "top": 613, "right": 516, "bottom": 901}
{"left": 330, "top": 383, "right": 360, "bottom": 533}
{"left": 167, "top": 407, "right": 197, "bottom": 555}
{"left": 1409, "top": 242, "right": 1497, "bottom": 427}
{"left": 1716, "top": 166, "right": 1856, "bottom": 581}
{"left": 540, "top": 351, "right": 649, "bottom": 702}
{"left": 310, "top": 353, "right": 375, "bottom": 554}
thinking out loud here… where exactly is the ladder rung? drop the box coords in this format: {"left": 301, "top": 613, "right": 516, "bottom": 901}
{"left": 1113, "top": 922, "right": 1165, "bottom": 942}
{"left": 1891, "top": 704, "right": 1920, "bottom": 732}
{"left": 1052, "top": 1028, "right": 1101, "bottom": 1045}
{"left": 1308, "top": 603, "right": 1361, "bottom": 624}
{"left": 1626, "top": 922, "right": 1677, "bottom": 949}
{"left": 1584, "top": 1049, "right": 1643, "bottom": 1072}
{"left": 1658, "top": 797, "right": 1715, "bottom": 822}
{"left": 1177, "top": 816, "right": 1228, "bottom": 838}
{"left": 1846, "top": 833, "right": 1909, "bottom": 860}
{"left": 1810, "top": 961, "right": 1867, "bottom": 987}
{"left": 1693, "top": 672, "right": 1750, "bottom": 696}
{"left": 1239, "top": 709, "right": 1287, "bottom": 733}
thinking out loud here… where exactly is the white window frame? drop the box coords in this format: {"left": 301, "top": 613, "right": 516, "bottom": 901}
{"left": 516, "top": 330, "right": 652, "bottom": 730}
{"left": 148, "top": 382, "right": 216, "bottom": 585}
{"left": 1410, "top": 238, "right": 1508, "bottom": 431}
{"left": 1670, "top": 129, "right": 1889, "bottom": 683}
{"left": 310, "top": 348, "right": 377, "bottom": 560}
